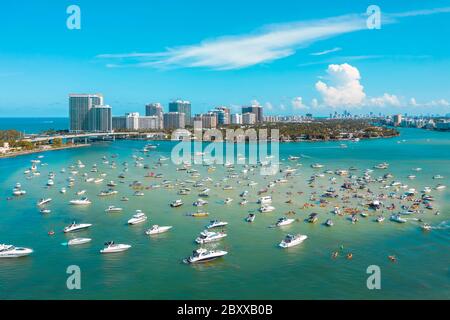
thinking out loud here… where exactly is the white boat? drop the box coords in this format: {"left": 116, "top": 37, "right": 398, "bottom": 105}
{"left": 69, "top": 198, "right": 91, "bottom": 205}
{"left": 64, "top": 222, "right": 92, "bottom": 233}
{"left": 76, "top": 190, "right": 87, "bottom": 196}
{"left": 145, "top": 225, "right": 173, "bottom": 235}
{"left": 37, "top": 198, "right": 52, "bottom": 206}
{"left": 421, "top": 223, "right": 432, "bottom": 231}
{"left": 246, "top": 213, "right": 256, "bottom": 222}
{"left": 128, "top": 210, "right": 147, "bottom": 225}
{"left": 98, "top": 190, "right": 118, "bottom": 197}
{"left": 274, "top": 217, "right": 295, "bottom": 227}
{"left": 68, "top": 238, "right": 92, "bottom": 246}
{"left": 0, "top": 244, "right": 33, "bottom": 258}
{"left": 40, "top": 209, "right": 51, "bottom": 214}
{"left": 195, "top": 230, "right": 227, "bottom": 244}
{"left": 374, "top": 162, "right": 389, "bottom": 169}
{"left": 258, "top": 196, "right": 272, "bottom": 204}
{"left": 12, "top": 189, "right": 26, "bottom": 196}
{"left": 422, "top": 187, "right": 432, "bottom": 194}
{"left": 224, "top": 197, "right": 233, "bottom": 204}
{"left": 105, "top": 206, "right": 123, "bottom": 213}
{"left": 311, "top": 163, "right": 324, "bottom": 169}
{"left": 100, "top": 241, "right": 131, "bottom": 254}
{"left": 46, "top": 179, "right": 54, "bottom": 187}
{"left": 259, "top": 205, "right": 275, "bottom": 213}
{"left": 288, "top": 155, "right": 300, "bottom": 161}
{"left": 433, "top": 175, "right": 444, "bottom": 179}
{"left": 376, "top": 215, "right": 385, "bottom": 223}
{"left": 60, "top": 187, "right": 67, "bottom": 194}
{"left": 170, "top": 199, "right": 183, "bottom": 207}
{"left": 193, "top": 199, "right": 208, "bottom": 207}
{"left": 325, "top": 219, "right": 334, "bottom": 227}
{"left": 183, "top": 248, "right": 228, "bottom": 264}
{"left": 206, "top": 220, "right": 228, "bottom": 229}
{"left": 279, "top": 234, "right": 308, "bottom": 248}
{"left": 390, "top": 214, "right": 407, "bottom": 223}
{"left": 435, "top": 184, "right": 446, "bottom": 190}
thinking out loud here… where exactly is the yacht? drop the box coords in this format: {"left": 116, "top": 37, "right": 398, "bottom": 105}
{"left": 40, "top": 208, "right": 51, "bottom": 214}
{"left": 206, "top": 220, "right": 228, "bottom": 229}
{"left": 307, "top": 213, "right": 318, "bottom": 223}
{"left": 198, "top": 188, "right": 210, "bottom": 197}
{"left": 374, "top": 162, "right": 389, "bottom": 169}
{"left": 246, "top": 213, "right": 256, "bottom": 222}
{"left": 274, "top": 217, "right": 295, "bottom": 227}
{"left": 100, "top": 241, "right": 131, "bottom": 254}
{"left": 69, "top": 198, "right": 91, "bottom": 205}
{"left": 224, "top": 197, "right": 233, "bottom": 204}
{"left": 105, "top": 206, "right": 123, "bottom": 213}
{"left": 128, "top": 210, "right": 147, "bottom": 225}
{"left": 0, "top": 244, "right": 33, "bottom": 258}
{"left": 13, "top": 189, "right": 27, "bottom": 196}
{"left": 68, "top": 238, "right": 92, "bottom": 246}
{"left": 76, "top": 190, "right": 87, "bottom": 196}
{"left": 390, "top": 214, "right": 407, "bottom": 223}
{"left": 311, "top": 163, "right": 324, "bottom": 169}
{"left": 279, "top": 234, "right": 308, "bottom": 248}
{"left": 183, "top": 248, "right": 228, "bottom": 264}
{"left": 195, "top": 230, "right": 227, "bottom": 244}
{"left": 240, "top": 190, "right": 249, "bottom": 198}
{"left": 325, "top": 219, "right": 334, "bottom": 227}
{"left": 170, "top": 199, "right": 183, "bottom": 207}
{"left": 239, "top": 199, "right": 248, "bottom": 206}
{"left": 64, "top": 222, "right": 92, "bottom": 233}
{"left": 189, "top": 211, "right": 209, "bottom": 217}
{"left": 60, "top": 187, "right": 67, "bottom": 194}
{"left": 435, "top": 184, "right": 446, "bottom": 190}
{"left": 193, "top": 199, "right": 208, "bottom": 207}
{"left": 259, "top": 205, "right": 275, "bottom": 213}
{"left": 145, "top": 225, "right": 173, "bottom": 235}
{"left": 376, "top": 215, "right": 385, "bottom": 223}
{"left": 288, "top": 155, "right": 300, "bottom": 161}
{"left": 433, "top": 175, "right": 444, "bottom": 179}
{"left": 422, "top": 187, "right": 432, "bottom": 194}
{"left": 258, "top": 196, "right": 272, "bottom": 205}
{"left": 37, "top": 198, "right": 52, "bottom": 206}
{"left": 421, "top": 223, "right": 432, "bottom": 231}
{"left": 98, "top": 190, "right": 118, "bottom": 197}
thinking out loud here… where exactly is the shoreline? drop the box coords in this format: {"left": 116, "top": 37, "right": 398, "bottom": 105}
{"left": 0, "top": 144, "right": 91, "bottom": 159}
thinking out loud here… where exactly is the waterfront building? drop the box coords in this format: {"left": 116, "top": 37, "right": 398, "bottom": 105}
{"left": 242, "top": 105, "right": 263, "bottom": 123}
{"left": 126, "top": 112, "right": 140, "bottom": 130}
{"left": 212, "top": 106, "right": 231, "bottom": 125}
{"left": 194, "top": 113, "right": 217, "bottom": 129}
{"left": 69, "top": 93, "right": 104, "bottom": 132}
{"left": 231, "top": 113, "right": 242, "bottom": 125}
{"left": 139, "top": 115, "right": 162, "bottom": 130}
{"left": 112, "top": 116, "right": 127, "bottom": 131}
{"left": 393, "top": 114, "right": 403, "bottom": 126}
{"left": 169, "top": 100, "right": 191, "bottom": 126}
{"left": 89, "top": 105, "right": 112, "bottom": 132}
{"left": 145, "top": 102, "right": 164, "bottom": 128}
{"left": 164, "top": 112, "right": 185, "bottom": 129}
{"left": 242, "top": 112, "right": 257, "bottom": 125}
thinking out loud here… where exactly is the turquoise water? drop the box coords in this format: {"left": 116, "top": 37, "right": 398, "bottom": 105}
{"left": 0, "top": 128, "right": 449, "bottom": 299}
{"left": 0, "top": 117, "right": 68, "bottom": 133}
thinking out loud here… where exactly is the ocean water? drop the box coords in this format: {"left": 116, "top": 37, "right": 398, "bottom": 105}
{"left": 0, "top": 117, "right": 68, "bottom": 133}
{"left": 0, "top": 128, "right": 449, "bottom": 299}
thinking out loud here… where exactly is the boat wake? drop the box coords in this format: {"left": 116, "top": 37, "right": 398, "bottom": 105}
{"left": 433, "top": 220, "right": 450, "bottom": 230}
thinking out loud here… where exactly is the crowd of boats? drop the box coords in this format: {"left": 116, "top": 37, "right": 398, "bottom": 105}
{"left": 3, "top": 147, "right": 447, "bottom": 263}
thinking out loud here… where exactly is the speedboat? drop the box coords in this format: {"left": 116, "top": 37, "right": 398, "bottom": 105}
{"left": 258, "top": 196, "right": 272, "bottom": 204}
{"left": 37, "top": 198, "right": 52, "bottom": 206}
{"left": 288, "top": 155, "right": 300, "bottom": 161}
{"left": 279, "top": 234, "right": 308, "bottom": 248}
{"left": 145, "top": 225, "right": 173, "bottom": 235}
{"left": 195, "top": 230, "right": 227, "bottom": 244}
{"left": 69, "top": 198, "right": 91, "bottom": 205}
{"left": 46, "top": 179, "right": 54, "bottom": 187}
{"left": 325, "top": 219, "right": 334, "bottom": 227}
{"left": 98, "top": 190, "right": 118, "bottom": 197}
{"left": 64, "top": 222, "right": 92, "bottom": 233}
{"left": 68, "top": 238, "right": 92, "bottom": 246}
{"left": 0, "top": 244, "right": 33, "bottom": 258}
{"left": 189, "top": 211, "right": 209, "bottom": 217}
{"left": 206, "top": 220, "right": 228, "bottom": 229}
{"left": 170, "top": 199, "right": 183, "bottom": 207}
{"left": 224, "top": 197, "right": 233, "bottom": 204}
{"left": 259, "top": 205, "right": 275, "bottom": 213}
{"left": 274, "top": 217, "right": 295, "bottom": 227}
{"left": 433, "top": 175, "right": 444, "bottom": 179}
{"left": 100, "top": 241, "right": 131, "bottom": 254}
{"left": 390, "top": 214, "right": 407, "bottom": 223}
{"left": 307, "top": 213, "right": 318, "bottom": 223}
{"left": 13, "top": 189, "right": 27, "bottom": 196}
{"left": 376, "top": 215, "right": 385, "bottom": 223}
{"left": 246, "top": 213, "right": 256, "bottom": 222}
{"left": 435, "top": 184, "right": 446, "bottom": 190}
{"left": 193, "top": 199, "right": 208, "bottom": 207}
{"left": 60, "top": 187, "right": 67, "bottom": 194}
{"left": 128, "top": 210, "right": 147, "bottom": 225}
{"left": 374, "top": 162, "right": 389, "bottom": 169}
{"left": 105, "top": 206, "right": 123, "bottom": 213}
{"left": 40, "top": 208, "right": 51, "bottom": 214}
{"left": 421, "top": 223, "right": 432, "bottom": 231}
{"left": 183, "top": 248, "right": 228, "bottom": 264}
{"left": 239, "top": 199, "right": 248, "bottom": 206}
{"left": 311, "top": 163, "right": 324, "bottom": 169}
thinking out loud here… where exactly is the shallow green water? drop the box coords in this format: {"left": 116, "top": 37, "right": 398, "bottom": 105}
{"left": 0, "top": 128, "right": 449, "bottom": 299}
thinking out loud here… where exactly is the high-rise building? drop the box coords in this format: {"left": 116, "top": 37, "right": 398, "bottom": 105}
{"left": 146, "top": 103, "right": 163, "bottom": 117}
{"left": 69, "top": 93, "right": 104, "bottom": 132}
{"left": 112, "top": 116, "right": 127, "bottom": 131}
{"left": 139, "top": 116, "right": 162, "bottom": 130}
{"left": 194, "top": 113, "right": 217, "bottom": 129}
{"left": 126, "top": 112, "right": 140, "bottom": 130}
{"left": 89, "top": 105, "right": 112, "bottom": 132}
{"left": 213, "top": 106, "right": 230, "bottom": 125}
{"left": 169, "top": 100, "right": 191, "bottom": 126}
{"left": 164, "top": 112, "right": 185, "bottom": 129}
{"left": 242, "top": 112, "right": 256, "bottom": 125}
{"left": 231, "top": 113, "right": 242, "bottom": 125}
{"left": 241, "top": 105, "right": 263, "bottom": 123}
{"left": 393, "top": 114, "right": 402, "bottom": 126}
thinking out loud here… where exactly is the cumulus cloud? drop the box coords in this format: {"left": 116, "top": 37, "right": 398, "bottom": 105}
{"left": 291, "top": 97, "right": 308, "bottom": 110}
{"left": 311, "top": 98, "right": 319, "bottom": 108}
{"left": 265, "top": 102, "right": 273, "bottom": 110}
{"left": 367, "top": 93, "right": 401, "bottom": 107}
{"left": 315, "top": 63, "right": 366, "bottom": 108}
{"left": 409, "top": 97, "right": 450, "bottom": 107}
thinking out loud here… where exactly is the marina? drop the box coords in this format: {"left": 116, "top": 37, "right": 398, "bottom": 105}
{"left": 0, "top": 128, "right": 449, "bottom": 299}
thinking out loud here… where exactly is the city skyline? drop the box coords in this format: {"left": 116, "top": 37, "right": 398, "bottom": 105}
{"left": 1, "top": 1, "right": 450, "bottom": 117}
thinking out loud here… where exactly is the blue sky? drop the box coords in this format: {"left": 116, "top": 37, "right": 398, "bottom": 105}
{"left": 0, "top": 0, "right": 449, "bottom": 116}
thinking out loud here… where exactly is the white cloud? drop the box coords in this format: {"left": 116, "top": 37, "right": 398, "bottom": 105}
{"left": 315, "top": 63, "right": 366, "bottom": 108}
{"left": 367, "top": 93, "right": 401, "bottom": 107}
{"left": 310, "top": 47, "right": 342, "bottom": 56}
{"left": 291, "top": 97, "right": 308, "bottom": 110}
{"left": 265, "top": 102, "right": 273, "bottom": 110}
{"left": 311, "top": 98, "right": 319, "bottom": 108}
{"left": 409, "top": 98, "right": 450, "bottom": 107}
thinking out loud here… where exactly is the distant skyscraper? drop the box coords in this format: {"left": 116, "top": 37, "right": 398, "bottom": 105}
{"left": 146, "top": 103, "right": 163, "bottom": 117}
{"left": 231, "top": 113, "right": 242, "bottom": 125}
{"left": 213, "top": 106, "right": 231, "bottom": 125}
{"left": 126, "top": 112, "right": 140, "bottom": 130}
{"left": 89, "top": 105, "right": 112, "bottom": 132}
{"left": 242, "top": 112, "right": 256, "bottom": 125}
{"left": 393, "top": 114, "right": 402, "bottom": 126}
{"left": 241, "top": 105, "right": 263, "bottom": 123}
{"left": 164, "top": 112, "right": 185, "bottom": 129}
{"left": 112, "top": 116, "right": 127, "bottom": 131}
{"left": 194, "top": 113, "right": 217, "bottom": 129}
{"left": 169, "top": 100, "right": 191, "bottom": 126}
{"left": 69, "top": 93, "right": 104, "bottom": 132}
